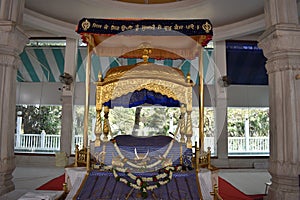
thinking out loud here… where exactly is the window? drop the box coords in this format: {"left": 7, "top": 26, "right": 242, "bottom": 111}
{"left": 227, "top": 107, "right": 269, "bottom": 156}
{"left": 15, "top": 104, "right": 62, "bottom": 154}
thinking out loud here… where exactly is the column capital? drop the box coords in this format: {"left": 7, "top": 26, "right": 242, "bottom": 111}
{"left": 0, "top": 21, "right": 28, "bottom": 56}
{"left": 258, "top": 24, "right": 300, "bottom": 73}
{"left": 258, "top": 24, "right": 300, "bottom": 56}
{"left": 0, "top": 54, "right": 20, "bottom": 68}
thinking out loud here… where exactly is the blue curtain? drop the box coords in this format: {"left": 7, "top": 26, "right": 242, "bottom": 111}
{"left": 226, "top": 40, "right": 268, "bottom": 85}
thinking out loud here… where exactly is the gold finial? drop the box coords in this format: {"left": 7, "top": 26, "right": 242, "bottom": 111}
{"left": 63, "top": 183, "right": 68, "bottom": 192}
{"left": 186, "top": 72, "right": 191, "bottom": 83}
{"left": 142, "top": 48, "right": 152, "bottom": 63}
{"left": 180, "top": 104, "right": 186, "bottom": 113}
{"left": 98, "top": 72, "right": 102, "bottom": 81}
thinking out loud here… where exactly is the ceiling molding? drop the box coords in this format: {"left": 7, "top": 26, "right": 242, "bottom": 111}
{"left": 84, "top": 0, "right": 208, "bottom": 10}
{"left": 213, "top": 14, "right": 265, "bottom": 41}
{"left": 74, "top": 0, "right": 211, "bottom": 19}
{"left": 23, "top": 8, "right": 79, "bottom": 39}
{"left": 23, "top": 7, "right": 265, "bottom": 42}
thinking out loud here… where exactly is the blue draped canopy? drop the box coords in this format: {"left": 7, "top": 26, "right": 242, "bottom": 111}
{"left": 103, "top": 89, "right": 181, "bottom": 108}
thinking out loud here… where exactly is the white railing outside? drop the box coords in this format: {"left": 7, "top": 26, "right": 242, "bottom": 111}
{"left": 228, "top": 137, "right": 246, "bottom": 152}
{"left": 248, "top": 137, "right": 269, "bottom": 152}
{"left": 14, "top": 133, "right": 269, "bottom": 155}
{"left": 15, "top": 131, "right": 86, "bottom": 154}
{"left": 227, "top": 136, "right": 269, "bottom": 153}
{"left": 201, "top": 136, "right": 269, "bottom": 155}
{"left": 14, "top": 130, "right": 60, "bottom": 153}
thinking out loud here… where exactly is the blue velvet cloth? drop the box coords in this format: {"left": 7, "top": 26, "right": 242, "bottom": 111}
{"left": 103, "top": 89, "right": 180, "bottom": 108}
{"left": 76, "top": 170, "right": 200, "bottom": 200}
{"left": 93, "top": 135, "right": 193, "bottom": 170}
{"left": 85, "top": 135, "right": 195, "bottom": 199}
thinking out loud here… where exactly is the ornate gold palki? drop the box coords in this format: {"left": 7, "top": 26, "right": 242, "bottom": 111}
{"left": 97, "top": 62, "right": 193, "bottom": 106}
{"left": 76, "top": 17, "right": 213, "bottom": 156}
{"left": 94, "top": 60, "right": 194, "bottom": 147}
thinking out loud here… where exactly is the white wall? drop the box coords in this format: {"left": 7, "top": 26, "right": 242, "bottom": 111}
{"left": 227, "top": 85, "right": 269, "bottom": 107}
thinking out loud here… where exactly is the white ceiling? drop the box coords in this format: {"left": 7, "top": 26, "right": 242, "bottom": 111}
{"left": 24, "top": 0, "right": 264, "bottom": 26}
{"left": 22, "top": 0, "right": 298, "bottom": 41}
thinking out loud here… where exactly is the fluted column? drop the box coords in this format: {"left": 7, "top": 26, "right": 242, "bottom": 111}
{"left": 258, "top": 0, "right": 300, "bottom": 199}
{"left": 0, "top": 21, "right": 28, "bottom": 195}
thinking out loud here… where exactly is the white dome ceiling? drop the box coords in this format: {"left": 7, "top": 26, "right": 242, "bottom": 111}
{"left": 23, "top": 0, "right": 268, "bottom": 41}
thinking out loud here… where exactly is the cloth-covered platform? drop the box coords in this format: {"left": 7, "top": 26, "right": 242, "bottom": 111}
{"left": 75, "top": 170, "right": 200, "bottom": 200}
{"left": 92, "top": 135, "right": 193, "bottom": 171}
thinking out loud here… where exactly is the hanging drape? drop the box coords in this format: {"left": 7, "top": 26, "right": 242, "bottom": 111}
{"left": 76, "top": 18, "right": 213, "bottom": 60}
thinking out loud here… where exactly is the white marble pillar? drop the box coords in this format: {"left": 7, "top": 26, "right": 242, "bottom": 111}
{"left": 258, "top": 0, "right": 300, "bottom": 199}
{"left": 0, "top": 22, "right": 28, "bottom": 195}
{"left": 60, "top": 38, "right": 78, "bottom": 161}
{"left": 0, "top": 0, "right": 27, "bottom": 195}
{"left": 213, "top": 41, "right": 229, "bottom": 167}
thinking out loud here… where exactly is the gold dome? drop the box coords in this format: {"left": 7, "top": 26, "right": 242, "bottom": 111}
{"left": 103, "top": 61, "right": 188, "bottom": 86}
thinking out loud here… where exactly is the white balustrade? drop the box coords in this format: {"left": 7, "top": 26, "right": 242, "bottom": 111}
{"left": 44, "top": 134, "right": 60, "bottom": 150}
{"left": 14, "top": 133, "right": 269, "bottom": 155}
{"left": 248, "top": 137, "right": 269, "bottom": 152}
{"left": 228, "top": 137, "right": 247, "bottom": 152}
{"left": 14, "top": 131, "right": 61, "bottom": 153}
{"left": 205, "top": 136, "right": 269, "bottom": 155}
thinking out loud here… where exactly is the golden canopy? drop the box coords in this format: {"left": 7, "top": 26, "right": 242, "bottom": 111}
{"left": 95, "top": 60, "right": 194, "bottom": 110}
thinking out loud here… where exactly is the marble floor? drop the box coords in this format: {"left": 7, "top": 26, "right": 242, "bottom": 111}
{"left": 12, "top": 166, "right": 65, "bottom": 191}
{"left": 1, "top": 166, "right": 65, "bottom": 200}
{"left": 219, "top": 168, "right": 271, "bottom": 195}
